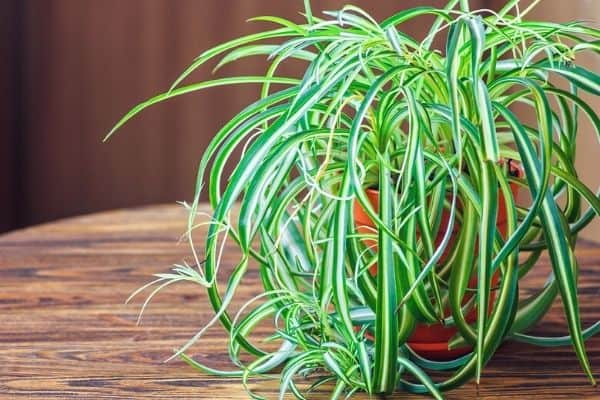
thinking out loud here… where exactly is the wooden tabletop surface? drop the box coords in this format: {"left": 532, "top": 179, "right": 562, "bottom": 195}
{"left": 1, "top": 204, "right": 599, "bottom": 399}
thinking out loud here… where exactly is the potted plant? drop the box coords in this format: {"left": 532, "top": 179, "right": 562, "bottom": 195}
{"left": 107, "top": 0, "right": 600, "bottom": 398}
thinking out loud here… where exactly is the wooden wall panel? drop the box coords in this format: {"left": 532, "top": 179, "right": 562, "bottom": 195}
{"left": 6, "top": 0, "right": 486, "bottom": 231}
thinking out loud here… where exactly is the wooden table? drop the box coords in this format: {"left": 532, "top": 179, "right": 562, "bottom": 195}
{"left": 1, "top": 204, "right": 599, "bottom": 399}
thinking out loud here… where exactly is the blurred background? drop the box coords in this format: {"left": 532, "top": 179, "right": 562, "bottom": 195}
{"left": 0, "top": 0, "right": 598, "bottom": 239}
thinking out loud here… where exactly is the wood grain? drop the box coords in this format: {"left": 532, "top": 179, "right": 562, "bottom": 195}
{"left": 0, "top": 204, "right": 599, "bottom": 399}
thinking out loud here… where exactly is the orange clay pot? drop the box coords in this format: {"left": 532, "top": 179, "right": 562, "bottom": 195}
{"left": 353, "top": 162, "right": 522, "bottom": 360}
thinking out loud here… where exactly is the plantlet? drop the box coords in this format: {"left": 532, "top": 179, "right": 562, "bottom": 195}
{"left": 108, "top": 0, "right": 600, "bottom": 398}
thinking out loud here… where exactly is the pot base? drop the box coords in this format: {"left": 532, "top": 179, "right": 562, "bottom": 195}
{"left": 407, "top": 342, "right": 471, "bottom": 361}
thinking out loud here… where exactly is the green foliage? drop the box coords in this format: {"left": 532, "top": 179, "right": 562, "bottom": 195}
{"left": 110, "top": 1, "right": 600, "bottom": 398}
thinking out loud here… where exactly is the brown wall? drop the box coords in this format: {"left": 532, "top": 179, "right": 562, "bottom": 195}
{"left": 8, "top": 0, "right": 599, "bottom": 242}
{"left": 0, "top": 1, "right": 23, "bottom": 232}
{"left": 3, "top": 0, "right": 483, "bottom": 231}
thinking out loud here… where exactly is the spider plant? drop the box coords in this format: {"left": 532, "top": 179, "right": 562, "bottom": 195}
{"left": 107, "top": 0, "right": 600, "bottom": 398}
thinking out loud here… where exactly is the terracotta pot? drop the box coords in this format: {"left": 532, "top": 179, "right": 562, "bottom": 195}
{"left": 353, "top": 161, "right": 522, "bottom": 360}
